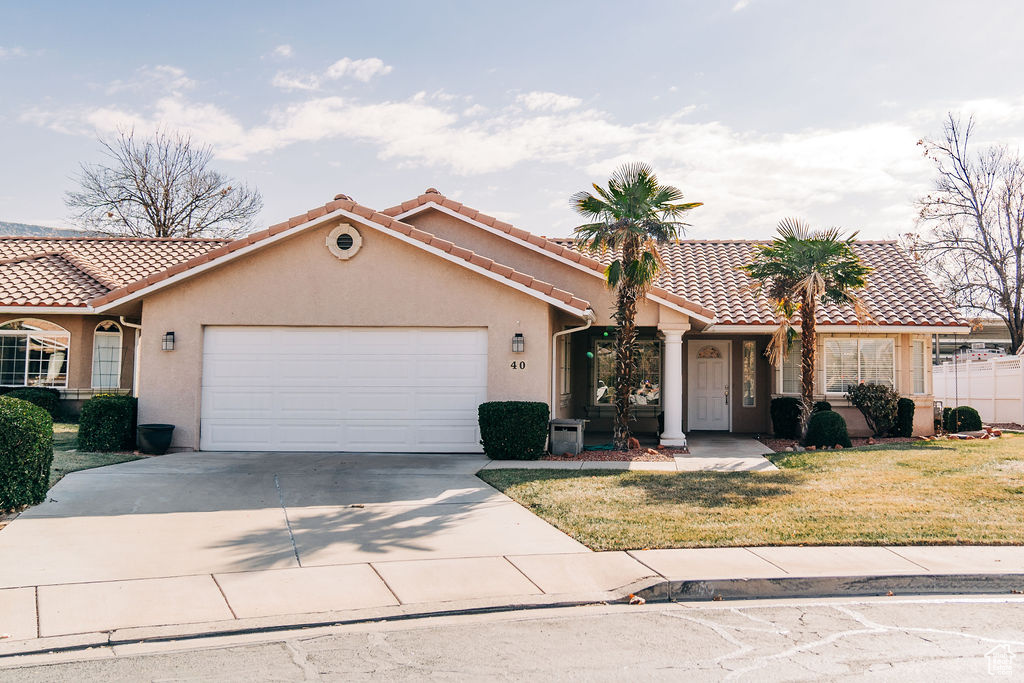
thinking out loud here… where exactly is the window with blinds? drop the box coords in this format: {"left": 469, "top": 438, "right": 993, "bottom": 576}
{"left": 912, "top": 339, "right": 926, "bottom": 394}
{"left": 824, "top": 338, "right": 894, "bottom": 393}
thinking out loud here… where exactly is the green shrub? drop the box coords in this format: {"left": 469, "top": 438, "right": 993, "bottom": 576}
{"left": 770, "top": 397, "right": 803, "bottom": 439}
{"left": 893, "top": 397, "right": 915, "bottom": 437}
{"left": 944, "top": 405, "right": 982, "bottom": 433}
{"left": 78, "top": 394, "right": 137, "bottom": 452}
{"left": 0, "top": 397, "right": 54, "bottom": 510}
{"left": 478, "top": 401, "right": 549, "bottom": 460}
{"left": 804, "top": 410, "right": 852, "bottom": 449}
{"left": 847, "top": 383, "right": 899, "bottom": 437}
{"left": 813, "top": 401, "right": 832, "bottom": 413}
{"left": 5, "top": 387, "right": 61, "bottom": 419}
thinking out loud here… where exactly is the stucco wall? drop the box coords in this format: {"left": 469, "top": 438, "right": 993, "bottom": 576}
{"left": 0, "top": 313, "right": 136, "bottom": 395}
{"left": 404, "top": 208, "right": 665, "bottom": 326}
{"left": 136, "top": 218, "right": 566, "bottom": 450}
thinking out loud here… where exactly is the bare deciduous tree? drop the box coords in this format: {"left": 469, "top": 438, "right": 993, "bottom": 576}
{"left": 65, "top": 129, "right": 263, "bottom": 239}
{"left": 910, "top": 114, "right": 1024, "bottom": 352}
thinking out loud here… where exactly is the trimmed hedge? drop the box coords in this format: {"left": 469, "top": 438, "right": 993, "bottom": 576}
{"left": 78, "top": 394, "right": 137, "bottom": 452}
{"left": 804, "top": 410, "right": 852, "bottom": 449}
{"left": 478, "top": 401, "right": 549, "bottom": 460}
{"left": 770, "top": 397, "right": 803, "bottom": 439}
{"left": 5, "top": 387, "right": 61, "bottom": 419}
{"left": 813, "top": 401, "right": 832, "bottom": 413}
{"left": 944, "top": 405, "right": 983, "bottom": 433}
{"left": 893, "top": 397, "right": 915, "bottom": 437}
{"left": 0, "top": 397, "right": 54, "bottom": 510}
{"left": 847, "top": 383, "right": 900, "bottom": 437}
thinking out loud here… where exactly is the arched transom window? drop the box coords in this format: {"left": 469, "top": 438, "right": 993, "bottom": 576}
{"left": 0, "top": 318, "right": 70, "bottom": 387}
{"left": 92, "top": 321, "right": 122, "bottom": 389}
{"left": 696, "top": 345, "right": 722, "bottom": 360}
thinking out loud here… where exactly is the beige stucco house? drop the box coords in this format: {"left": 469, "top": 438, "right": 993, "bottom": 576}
{"left": 0, "top": 189, "right": 968, "bottom": 452}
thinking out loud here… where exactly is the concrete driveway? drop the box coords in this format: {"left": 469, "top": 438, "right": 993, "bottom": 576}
{"left": 0, "top": 452, "right": 587, "bottom": 589}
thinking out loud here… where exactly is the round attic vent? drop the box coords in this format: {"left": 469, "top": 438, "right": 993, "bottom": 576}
{"left": 326, "top": 224, "right": 362, "bottom": 260}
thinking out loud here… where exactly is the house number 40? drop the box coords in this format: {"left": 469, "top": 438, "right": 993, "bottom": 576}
{"left": 510, "top": 360, "right": 526, "bottom": 370}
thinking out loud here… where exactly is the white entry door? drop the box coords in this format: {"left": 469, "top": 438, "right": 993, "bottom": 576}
{"left": 687, "top": 340, "right": 731, "bottom": 431}
{"left": 200, "top": 326, "right": 488, "bottom": 452}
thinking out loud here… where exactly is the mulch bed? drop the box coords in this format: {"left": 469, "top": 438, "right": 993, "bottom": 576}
{"left": 544, "top": 446, "right": 687, "bottom": 462}
{"left": 757, "top": 436, "right": 917, "bottom": 452}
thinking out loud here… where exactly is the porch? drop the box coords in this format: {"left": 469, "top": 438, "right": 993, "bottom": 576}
{"left": 559, "top": 326, "right": 774, "bottom": 445}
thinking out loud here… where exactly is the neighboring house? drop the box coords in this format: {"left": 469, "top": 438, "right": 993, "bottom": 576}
{"left": 0, "top": 189, "right": 968, "bottom": 452}
{"left": 934, "top": 317, "right": 1014, "bottom": 363}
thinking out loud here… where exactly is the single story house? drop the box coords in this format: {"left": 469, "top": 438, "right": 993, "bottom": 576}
{"left": 0, "top": 189, "right": 968, "bottom": 452}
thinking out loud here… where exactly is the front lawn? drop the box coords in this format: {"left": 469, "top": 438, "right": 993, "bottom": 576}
{"left": 50, "top": 423, "right": 140, "bottom": 488}
{"left": 478, "top": 436, "right": 1024, "bottom": 550}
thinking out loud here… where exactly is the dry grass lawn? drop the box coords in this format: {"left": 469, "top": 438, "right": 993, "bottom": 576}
{"left": 50, "top": 423, "right": 140, "bottom": 488}
{"left": 478, "top": 435, "right": 1024, "bottom": 550}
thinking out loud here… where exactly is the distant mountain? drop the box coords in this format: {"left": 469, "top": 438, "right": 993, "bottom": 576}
{"left": 0, "top": 221, "right": 97, "bottom": 237}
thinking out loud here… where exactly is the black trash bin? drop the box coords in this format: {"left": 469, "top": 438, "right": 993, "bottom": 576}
{"left": 137, "top": 423, "right": 175, "bottom": 455}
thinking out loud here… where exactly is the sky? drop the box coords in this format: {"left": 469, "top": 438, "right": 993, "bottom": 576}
{"left": 2, "top": 0, "right": 1024, "bottom": 240}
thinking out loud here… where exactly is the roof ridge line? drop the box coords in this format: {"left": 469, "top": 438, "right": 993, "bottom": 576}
{"left": 59, "top": 250, "right": 125, "bottom": 290}
{"left": 0, "top": 235, "right": 232, "bottom": 243}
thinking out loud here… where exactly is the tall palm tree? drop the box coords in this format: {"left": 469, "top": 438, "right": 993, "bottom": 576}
{"left": 572, "top": 163, "right": 701, "bottom": 449}
{"left": 742, "top": 218, "right": 873, "bottom": 435}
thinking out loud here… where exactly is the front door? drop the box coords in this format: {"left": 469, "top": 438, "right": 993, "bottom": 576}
{"left": 687, "top": 340, "right": 731, "bottom": 431}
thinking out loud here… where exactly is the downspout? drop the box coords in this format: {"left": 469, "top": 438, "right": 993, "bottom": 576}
{"left": 551, "top": 310, "right": 595, "bottom": 420}
{"left": 120, "top": 316, "right": 142, "bottom": 398}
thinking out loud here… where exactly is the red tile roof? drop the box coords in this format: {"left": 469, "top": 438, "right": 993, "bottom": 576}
{"left": 382, "top": 190, "right": 716, "bottom": 321}
{"left": 85, "top": 197, "right": 592, "bottom": 314}
{"left": 0, "top": 237, "right": 228, "bottom": 307}
{"left": 551, "top": 238, "right": 967, "bottom": 327}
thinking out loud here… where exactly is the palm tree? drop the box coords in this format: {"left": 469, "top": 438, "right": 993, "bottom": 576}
{"left": 742, "top": 218, "right": 873, "bottom": 436}
{"left": 572, "top": 163, "right": 702, "bottom": 449}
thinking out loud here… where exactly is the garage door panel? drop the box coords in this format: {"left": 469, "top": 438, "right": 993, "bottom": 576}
{"left": 414, "top": 389, "right": 487, "bottom": 418}
{"left": 200, "top": 327, "right": 488, "bottom": 452}
{"left": 202, "top": 388, "right": 275, "bottom": 419}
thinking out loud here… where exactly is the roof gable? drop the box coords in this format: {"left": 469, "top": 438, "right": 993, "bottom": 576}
{"left": 88, "top": 196, "right": 593, "bottom": 318}
{"left": 383, "top": 190, "right": 716, "bottom": 322}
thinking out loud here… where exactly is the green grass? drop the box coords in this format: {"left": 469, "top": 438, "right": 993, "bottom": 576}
{"left": 50, "top": 423, "right": 140, "bottom": 488}
{"left": 478, "top": 435, "right": 1024, "bottom": 550}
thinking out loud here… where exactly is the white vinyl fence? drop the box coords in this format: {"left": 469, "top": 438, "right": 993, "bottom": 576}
{"left": 933, "top": 356, "right": 1024, "bottom": 425}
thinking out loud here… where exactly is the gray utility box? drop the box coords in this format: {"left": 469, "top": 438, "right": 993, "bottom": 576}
{"left": 549, "top": 418, "right": 586, "bottom": 455}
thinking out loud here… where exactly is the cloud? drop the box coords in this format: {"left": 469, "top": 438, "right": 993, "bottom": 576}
{"left": 270, "top": 57, "right": 393, "bottom": 91}
{"left": 105, "top": 65, "right": 195, "bottom": 95}
{"left": 325, "top": 57, "right": 392, "bottom": 82}
{"left": 24, "top": 68, "right": 961, "bottom": 237}
{"left": 0, "top": 46, "right": 27, "bottom": 59}
{"left": 270, "top": 70, "right": 321, "bottom": 92}
{"left": 517, "top": 91, "right": 582, "bottom": 112}
{"left": 272, "top": 44, "right": 293, "bottom": 58}
{"left": 732, "top": 0, "right": 750, "bottom": 11}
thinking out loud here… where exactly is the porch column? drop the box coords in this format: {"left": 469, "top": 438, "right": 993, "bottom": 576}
{"left": 660, "top": 327, "right": 687, "bottom": 447}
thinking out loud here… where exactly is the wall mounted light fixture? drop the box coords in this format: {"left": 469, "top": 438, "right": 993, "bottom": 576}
{"left": 512, "top": 333, "right": 525, "bottom": 353}
{"left": 162, "top": 332, "right": 175, "bottom": 351}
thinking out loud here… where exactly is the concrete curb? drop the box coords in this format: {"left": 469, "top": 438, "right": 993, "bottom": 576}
{"left": 635, "top": 573, "right": 1024, "bottom": 602}
{"left": 3, "top": 572, "right": 1023, "bottom": 664}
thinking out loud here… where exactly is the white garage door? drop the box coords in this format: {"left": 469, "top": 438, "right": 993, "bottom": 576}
{"left": 200, "top": 327, "right": 488, "bottom": 452}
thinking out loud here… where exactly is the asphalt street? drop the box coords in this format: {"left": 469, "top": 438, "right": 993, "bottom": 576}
{"left": 3, "top": 595, "right": 1023, "bottom": 681}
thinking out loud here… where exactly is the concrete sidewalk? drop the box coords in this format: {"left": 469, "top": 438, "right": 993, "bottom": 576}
{"left": 3, "top": 545, "right": 1023, "bottom": 653}
{"left": 481, "top": 433, "right": 779, "bottom": 471}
